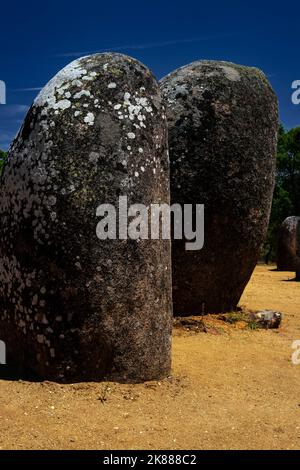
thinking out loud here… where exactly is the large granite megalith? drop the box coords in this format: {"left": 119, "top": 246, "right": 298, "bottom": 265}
{"left": 277, "top": 216, "right": 300, "bottom": 271}
{"left": 295, "top": 219, "right": 300, "bottom": 281}
{"left": 160, "top": 60, "right": 278, "bottom": 314}
{"left": 0, "top": 53, "right": 172, "bottom": 382}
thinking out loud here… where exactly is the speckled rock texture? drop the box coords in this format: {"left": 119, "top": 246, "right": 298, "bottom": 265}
{"left": 0, "top": 53, "right": 172, "bottom": 382}
{"left": 160, "top": 60, "right": 278, "bottom": 315}
{"left": 277, "top": 216, "right": 300, "bottom": 271}
{"left": 296, "top": 220, "right": 300, "bottom": 280}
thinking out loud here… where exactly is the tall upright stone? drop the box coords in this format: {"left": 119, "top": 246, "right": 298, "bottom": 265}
{"left": 277, "top": 216, "right": 300, "bottom": 271}
{"left": 295, "top": 219, "right": 300, "bottom": 281}
{"left": 160, "top": 60, "right": 278, "bottom": 315}
{"left": 0, "top": 53, "right": 172, "bottom": 382}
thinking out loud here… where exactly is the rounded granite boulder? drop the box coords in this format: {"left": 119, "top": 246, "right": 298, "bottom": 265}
{"left": 0, "top": 53, "right": 172, "bottom": 382}
{"left": 277, "top": 216, "right": 300, "bottom": 271}
{"left": 160, "top": 60, "right": 278, "bottom": 314}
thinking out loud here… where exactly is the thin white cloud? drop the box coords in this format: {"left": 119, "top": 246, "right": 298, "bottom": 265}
{"left": 54, "top": 34, "right": 235, "bottom": 58}
{"left": 0, "top": 132, "right": 14, "bottom": 140}
{"left": 0, "top": 106, "right": 29, "bottom": 150}
{"left": 0, "top": 104, "right": 29, "bottom": 118}
{"left": 0, "top": 131, "right": 17, "bottom": 150}
{"left": 12, "top": 87, "right": 42, "bottom": 92}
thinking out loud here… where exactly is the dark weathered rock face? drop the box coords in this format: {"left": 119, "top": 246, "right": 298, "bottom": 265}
{"left": 277, "top": 216, "right": 300, "bottom": 271}
{"left": 0, "top": 53, "right": 172, "bottom": 382}
{"left": 160, "top": 60, "right": 278, "bottom": 315}
{"left": 296, "top": 220, "right": 300, "bottom": 281}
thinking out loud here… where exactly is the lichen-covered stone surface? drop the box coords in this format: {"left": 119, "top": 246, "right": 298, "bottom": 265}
{"left": 277, "top": 216, "right": 300, "bottom": 271}
{"left": 0, "top": 53, "right": 172, "bottom": 382}
{"left": 296, "top": 220, "right": 300, "bottom": 281}
{"left": 160, "top": 60, "right": 278, "bottom": 314}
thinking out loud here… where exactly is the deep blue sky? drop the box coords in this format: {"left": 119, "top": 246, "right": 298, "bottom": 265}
{"left": 0, "top": 0, "right": 299, "bottom": 149}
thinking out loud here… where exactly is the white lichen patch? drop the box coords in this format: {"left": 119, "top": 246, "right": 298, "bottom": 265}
{"left": 34, "top": 59, "right": 90, "bottom": 110}
{"left": 84, "top": 112, "right": 95, "bottom": 126}
{"left": 89, "top": 151, "right": 100, "bottom": 163}
{"left": 111, "top": 92, "right": 153, "bottom": 131}
{"left": 33, "top": 57, "right": 101, "bottom": 131}
{"left": 73, "top": 90, "right": 91, "bottom": 99}
{"left": 220, "top": 65, "right": 241, "bottom": 82}
{"left": 53, "top": 99, "right": 72, "bottom": 111}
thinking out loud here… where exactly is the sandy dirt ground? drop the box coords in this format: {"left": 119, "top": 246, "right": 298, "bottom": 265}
{"left": 0, "top": 265, "right": 300, "bottom": 450}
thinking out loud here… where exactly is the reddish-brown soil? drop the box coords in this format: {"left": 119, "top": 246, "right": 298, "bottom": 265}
{"left": 1, "top": 265, "right": 300, "bottom": 450}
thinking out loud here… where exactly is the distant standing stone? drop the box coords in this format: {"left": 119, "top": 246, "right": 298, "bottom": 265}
{"left": 160, "top": 60, "right": 278, "bottom": 314}
{"left": 0, "top": 53, "right": 172, "bottom": 382}
{"left": 277, "top": 216, "right": 300, "bottom": 271}
{"left": 296, "top": 219, "right": 300, "bottom": 281}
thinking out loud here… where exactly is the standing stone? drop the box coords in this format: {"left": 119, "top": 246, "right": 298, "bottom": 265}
{"left": 277, "top": 216, "right": 300, "bottom": 271}
{"left": 0, "top": 53, "right": 172, "bottom": 382}
{"left": 160, "top": 60, "right": 278, "bottom": 315}
{"left": 296, "top": 227, "right": 300, "bottom": 281}
{"left": 296, "top": 220, "right": 300, "bottom": 281}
